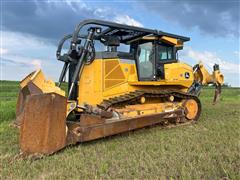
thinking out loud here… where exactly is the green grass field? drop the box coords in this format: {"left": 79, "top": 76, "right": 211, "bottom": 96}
{"left": 0, "top": 81, "right": 239, "bottom": 179}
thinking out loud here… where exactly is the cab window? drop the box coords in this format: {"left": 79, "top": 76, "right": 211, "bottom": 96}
{"left": 158, "top": 45, "right": 174, "bottom": 61}
{"left": 137, "top": 42, "right": 154, "bottom": 79}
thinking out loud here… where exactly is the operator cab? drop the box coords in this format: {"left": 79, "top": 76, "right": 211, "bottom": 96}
{"left": 129, "top": 36, "right": 182, "bottom": 81}
{"left": 97, "top": 35, "right": 182, "bottom": 81}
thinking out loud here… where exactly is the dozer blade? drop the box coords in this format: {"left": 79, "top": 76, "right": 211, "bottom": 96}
{"left": 15, "top": 70, "right": 65, "bottom": 127}
{"left": 15, "top": 70, "right": 67, "bottom": 155}
{"left": 20, "top": 93, "right": 67, "bottom": 155}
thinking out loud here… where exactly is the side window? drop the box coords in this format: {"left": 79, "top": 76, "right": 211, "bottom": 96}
{"left": 139, "top": 48, "right": 150, "bottom": 63}
{"left": 168, "top": 48, "right": 172, "bottom": 59}
{"left": 158, "top": 45, "right": 173, "bottom": 61}
{"left": 138, "top": 42, "right": 154, "bottom": 79}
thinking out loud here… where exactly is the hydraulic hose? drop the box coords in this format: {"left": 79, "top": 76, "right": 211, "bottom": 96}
{"left": 68, "top": 28, "right": 95, "bottom": 99}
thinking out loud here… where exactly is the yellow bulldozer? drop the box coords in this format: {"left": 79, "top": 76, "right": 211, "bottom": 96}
{"left": 15, "top": 19, "right": 224, "bottom": 155}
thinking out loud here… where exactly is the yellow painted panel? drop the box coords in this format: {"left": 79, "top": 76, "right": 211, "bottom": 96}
{"left": 78, "top": 59, "right": 193, "bottom": 106}
{"left": 130, "top": 65, "right": 136, "bottom": 74}
{"left": 20, "top": 70, "right": 65, "bottom": 96}
{"left": 160, "top": 36, "right": 178, "bottom": 45}
{"left": 105, "top": 65, "right": 125, "bottom": 80}
{"left": 130, "top": 35, "right": 184, "bottom": 47}
{"left": 105, "top": 60, "right": 119, "bottom": 76}
{"left": 78, "top": 59, "right": 103, "bottom": 105}
{"left": 105, "top": 79, "right": 125, "bottom": 89}
{"left": 129, "top": 63, "right": 193, "bottom": 88}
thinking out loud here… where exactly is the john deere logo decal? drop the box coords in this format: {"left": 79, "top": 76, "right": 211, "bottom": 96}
{"left": 185, "top": 72, "right": 190, "bottom": 79}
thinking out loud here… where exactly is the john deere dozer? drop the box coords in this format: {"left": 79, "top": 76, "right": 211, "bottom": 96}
{"left": 15, "top": 19, "right": 224, "bottom": 155}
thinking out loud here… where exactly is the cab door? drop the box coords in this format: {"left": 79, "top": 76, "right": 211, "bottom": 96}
{"left": 134, "top": 41, "right": 177, "bottom": 81}
{"left": 136, "top": 42, "right": 155, "bottom": 81}
{"left": 155, "top": 43, "right": 176, "bottom": 79}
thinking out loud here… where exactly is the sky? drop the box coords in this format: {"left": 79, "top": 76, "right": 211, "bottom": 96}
{"left": 0, "top": 0, "right": 239, "bottom": 86}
